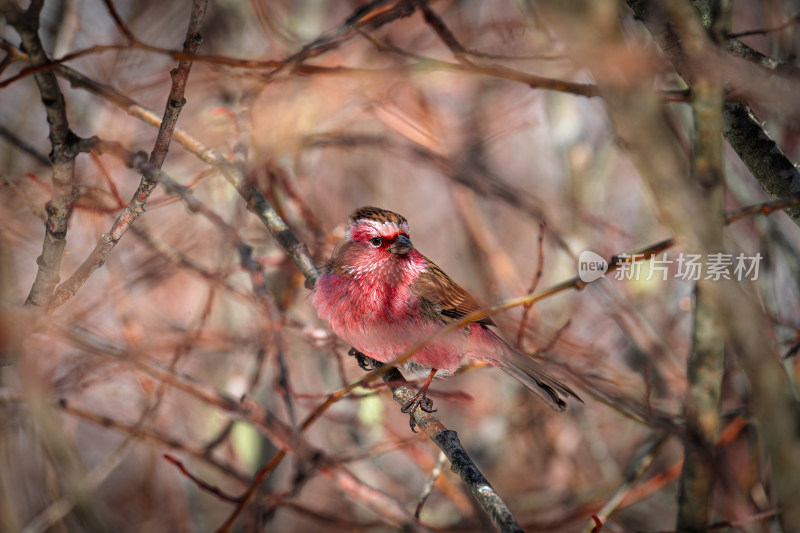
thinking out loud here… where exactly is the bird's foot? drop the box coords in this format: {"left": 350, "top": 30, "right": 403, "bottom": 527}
{"left": 401, "top": 390, "right": 437, "bottom": 432}
{"left": 348, "top": 348, "right": 378, "bottom": 371}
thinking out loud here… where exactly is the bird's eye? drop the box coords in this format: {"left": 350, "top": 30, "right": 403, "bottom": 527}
{"left": 369, "top": 237, "right": 382, "bottom": 247}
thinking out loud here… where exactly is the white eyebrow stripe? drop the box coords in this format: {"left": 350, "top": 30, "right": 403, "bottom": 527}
{"left": 348, "top": 219, "right": 410, "bottom": 240}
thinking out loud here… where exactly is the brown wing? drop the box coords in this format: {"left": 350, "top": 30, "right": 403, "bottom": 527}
{"left": 411, "top": 256, "right": 495, "bottom": 326}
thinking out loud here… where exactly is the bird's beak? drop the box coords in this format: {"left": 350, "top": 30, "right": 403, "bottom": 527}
{"left": 388, "top": 234, "right": 413, "bottom": 255}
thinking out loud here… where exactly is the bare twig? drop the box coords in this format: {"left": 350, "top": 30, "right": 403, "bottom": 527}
{"left": 276, "top": 0, "right": 416, "bottom": 72}
{"left": 583, "top": 434, "right": 668, "bottom": 533}
{"left": 0, "top": 123, "right": 51, "bottom": 166}
{"left": 381, "top": 364, "right": 523, "bottom": 533}
{"left": 725, "top": 39, "right": 800, "bottom": 80}
{"left": 414, "top": 450, "right": 446, "bottom": 518}
{"left": 47, "top": 139, "right": 176, "bottom": 309}
{"left": 149, "top": 0, "right": 207, "bottom": 168}
{"left": 725, "top": 193, "right": 800, "bottom": 223}
{"left": 47, "top": 0, "right": 208, "bottom": 309}
{"left": 163, "top": 455, "right": 239, "bottom": 503}
{"left": 3, "top": 0, "right": 80, "bottom": 306}
{"left": 61, "top": 326, "right": 429, "bottom": 532}
{"left": 727, "top": 12, "right": 800, "bottom": 38}
{"left": 418, "top": 1, "right": 474, "bottom": 66}
{"left": 359, "top": 29, "right": 602, "bottom": 98}
{"left": 516, "top": 221, "right": 546, "bottom": 347}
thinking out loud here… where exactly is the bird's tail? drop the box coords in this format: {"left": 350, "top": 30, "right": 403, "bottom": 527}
{"left": 469, "top": 324, "right": 581, "bottom": 410}
{"left": 493, "top": 347, "right": 582, "bottom": 412}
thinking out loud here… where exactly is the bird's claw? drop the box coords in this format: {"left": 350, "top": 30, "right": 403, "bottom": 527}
{"left": 401, "top": 391, "right": 437, "bottom": 432}
{"left": 348, "top": 348, "right": 376, "bottom": 371}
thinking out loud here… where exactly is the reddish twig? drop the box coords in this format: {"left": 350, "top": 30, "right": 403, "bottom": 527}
{"left": 0, "top": 40, "right": 285, "bottom": 90}
{"left": 163, "top": 455, "right": 239, "bottom": 503}
{"left": 277, "top": 0, "right": 416, "bottom": 71}
{"left": 516, "top": 221, "right": 546, "bottom": 347}
{"left": 88, "top": 152, "right": 125, "bottom": 207}
{"left": 6, "top": 40, "right": 320, "bottom": 291}
{"left": 100, "top": 0, "right": 138, "bottom": 42}
{"left": 61, "top": 326, "right": 427, "bottom": 532}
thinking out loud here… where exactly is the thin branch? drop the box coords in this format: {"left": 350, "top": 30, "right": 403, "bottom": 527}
{"left": 61, "top": 326, "right": 429, "bottom": 532}
{"left": 727, "top": 12, "right": 800, "bottom": 38}
{"left": 0, "top": 123, "right": 51, "bottom": 166}
{"left": 46, "top": 139, "right": 174, "bottom": 309}
{"left": 418, "top": 0, "right": 474, "bottom": 66}
{"left": 152, "top": 0, "right": 207, "bottom": 168}
{"left": 725, "top": 38, "right": 800, "bottom": 80}
{"left": 47, "top": 0, "right": 206, "bottom": 309}
{"left": 705, "top": 509, "right": 781, "bottom": 530}
{"left": 381, "top": 364, "right": 523, "bottom": 533}
{"left": 163, "top": 455, "right": 239, "bottom": 503}
{"left": 2, "top": 175, "right": 47, "bottom": 222}
{"left": 516, "top": 221, "right": 546, "bottom": 347}
{"left": 583, "top": 435, "right": 668, "bottom": 533}
{"left": 414, "top": 451, "right": 446, "bottom": 518}
{"left": 276, "top": 0, "right": 416, "bottom": 70}
{"left": 725, "top": 193, "right": 800, "bottom": 223}
{"left": 722, "top": 102, "right": 800, "bottom": 224}
{"left": 358, "top": 29, "right": 602, "bottom": 98}
{"left": 0, "top": 41, "right": 282, "bottom": 90}
{"left": 2, "top": 0, "right": 80, "bottom": 306}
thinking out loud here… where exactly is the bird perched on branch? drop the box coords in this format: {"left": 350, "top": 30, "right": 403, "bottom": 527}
{"left": 313, "top": 206, "right": 580, "bottom": 429}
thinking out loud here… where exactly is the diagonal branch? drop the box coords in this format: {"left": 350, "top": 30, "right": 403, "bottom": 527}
{"left": 47, "top": 0, "right": 207, "bottom": 309}
{"left": 627, "top": 0, "right": 800, "bottom": 226}
{"left": 725, "top": 193, "right": 800, "bottom": 223}
{"left": 721, "top": 102, "right": 800, "bottom": 224}
{"left": 382, "top": 364, "right": 523, "bottom": 533}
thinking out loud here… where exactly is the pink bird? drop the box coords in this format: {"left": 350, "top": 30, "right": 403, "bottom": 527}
{"left": 313, "top": 206, "right": 580, "bottom": 428}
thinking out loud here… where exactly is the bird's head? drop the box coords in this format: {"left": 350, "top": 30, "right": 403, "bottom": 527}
{"left": 347, "top": 206, "right": 413, "bottom": 254}
{"left": 340, "top": 206, "right": 425, "bottom": 284}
